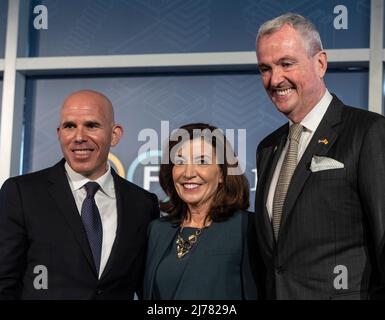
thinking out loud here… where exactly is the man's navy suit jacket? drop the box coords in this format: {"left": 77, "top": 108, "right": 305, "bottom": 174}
{"left": 255, "top": 95, "right": 385, "bottom": 299}
{"left": 0, "top": 159, "right": 159, "bottom": 299}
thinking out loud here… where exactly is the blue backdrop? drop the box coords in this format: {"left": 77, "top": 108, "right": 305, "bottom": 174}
{"left": 26, "top": 0, "right": 370, "bottom": 56}
{"left": 23, "top": 70, "right": 368, "bottom": 210}
{"left": 14, "top": 0, "right": 371, "bottom": 210}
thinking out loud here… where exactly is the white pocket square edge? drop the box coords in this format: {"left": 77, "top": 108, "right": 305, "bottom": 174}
{"left": 310, "top": 156, "right": 344, "bottom": 173}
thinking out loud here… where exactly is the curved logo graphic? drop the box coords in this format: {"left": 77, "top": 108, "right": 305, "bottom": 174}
{"left": 108, "top": 151, "right": 162, "bottom": 192}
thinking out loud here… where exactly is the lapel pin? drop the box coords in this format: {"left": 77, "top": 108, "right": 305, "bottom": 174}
{"left": 318, "top": 138, "right": 329, "bottom": 145}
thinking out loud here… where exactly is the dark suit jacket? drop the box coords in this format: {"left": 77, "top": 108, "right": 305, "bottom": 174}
{"left": 143, "top": 210, "right": 260, "bottom": 300}
{"left": 255, "top": 94, "right": 385, "bottom": 299}
{"left": 0, "top": 159, "right": 159, "bottom": 299}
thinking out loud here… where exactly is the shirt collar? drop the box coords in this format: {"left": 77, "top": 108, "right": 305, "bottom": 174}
{"left": 64, "top": 162, "right": 115, "bottom": 198}
{"left": 289, "top": 90, "right": 333, "bottom": 133}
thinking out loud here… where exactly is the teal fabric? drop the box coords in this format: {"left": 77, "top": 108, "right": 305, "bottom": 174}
{"left": 143, "top": 210, "right": 259, "bottom": 300}
{"left": 154, "top": 227, "right": 200, "bottom": 299}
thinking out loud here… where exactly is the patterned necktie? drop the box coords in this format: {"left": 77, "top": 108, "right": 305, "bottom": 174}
{"left": 272, "top": 123, "right": 303, "bottom": 240}
{"left": 81, "top": 181, "right": 103, "bottom": 273}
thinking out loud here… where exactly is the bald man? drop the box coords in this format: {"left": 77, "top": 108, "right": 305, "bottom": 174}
{"left": 0, "top": 90, "right": 159, "bottom": 299}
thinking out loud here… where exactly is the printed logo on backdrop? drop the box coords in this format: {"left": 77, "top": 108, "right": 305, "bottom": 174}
{"left": 108, "top": 149, "right": 162, "bottom": 195}
{"left": 108, "top": 149, "right": 162, "bottom": 192}
{"left": 127, "top": 150, "right": 162, "bottom": 191}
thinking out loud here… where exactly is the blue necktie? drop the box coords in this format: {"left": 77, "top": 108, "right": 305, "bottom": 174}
{"left": 81, "top": 182, "right": 103, "bottom": 273}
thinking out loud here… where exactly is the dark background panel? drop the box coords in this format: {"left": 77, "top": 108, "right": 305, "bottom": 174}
{"left": 23, "top": 70, "right": 368, "bottom": 210}
{"left": 24, "top": 0, "right": 369, "bottom": 57}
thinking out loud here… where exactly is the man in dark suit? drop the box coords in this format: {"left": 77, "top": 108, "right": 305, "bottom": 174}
{"left": 0, "top": 90, "right": 159, "bottom": 299}
{"left": 254, "top": 13, "right": 385, "bottom": 299}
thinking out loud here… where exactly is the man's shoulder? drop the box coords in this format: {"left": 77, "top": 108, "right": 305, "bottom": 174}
{"left": 147, "top": 216, "right": 175, "bottom": 238}
{"left": 330, "top": 94, "right": 385, "bottom": 126}
{"left": 337, "top": 104, "right": 385, "bottom": 138}
{"left": 150, "top": 216, "right": 173, "bottom": 229}
{"left": 3, "top": 163, "right": 60, "bottom": 188}
{"left": 342, "top": 104, "right": 385, "bottom": 123}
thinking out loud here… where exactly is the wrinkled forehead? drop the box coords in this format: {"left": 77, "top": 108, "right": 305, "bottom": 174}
{"left": 257, "top": 24, "right": 311, "bottom": 57}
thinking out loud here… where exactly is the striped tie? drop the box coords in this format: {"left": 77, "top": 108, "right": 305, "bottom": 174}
{"left": 272, "top": 123, "right": 303, "bottom": 240}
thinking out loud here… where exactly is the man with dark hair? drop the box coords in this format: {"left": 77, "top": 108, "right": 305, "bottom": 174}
{"left": 0, "top": 90, "right": 159, "bottom": 299}
{"left": 254, "top": 13, "right": 385, "bottom": 299}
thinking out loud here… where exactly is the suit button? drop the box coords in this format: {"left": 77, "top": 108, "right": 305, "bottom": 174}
{"left": 97, "top": 289, "right": 103, "bottom": 295}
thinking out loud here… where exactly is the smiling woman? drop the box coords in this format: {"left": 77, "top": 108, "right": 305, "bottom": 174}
{"left": 171, "top": 137, "right": 223, "bottom": 225}
{"left": 160, "top": 123, "right": 248, "bottom": 225}
{"left": 143, "top": 123, "right": 261, "bottom": 300}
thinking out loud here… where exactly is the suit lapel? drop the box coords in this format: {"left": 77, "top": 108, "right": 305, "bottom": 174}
{"left": 99, "top": 170, "right": 128, "bottom": 280}
{"left": 47, "top": 160, "right": 96, "bottom": 274}
{"left": 279, "top": 96, "right": 344, "bottom": 236}
{"left": 256, "top": 125, "right": 288, "bottom": 253}
{"left": 147, "top": 223, "right": 179, "bottom": 297}
{"left": 99, "top": 171, "right": 121, "bottom": 280}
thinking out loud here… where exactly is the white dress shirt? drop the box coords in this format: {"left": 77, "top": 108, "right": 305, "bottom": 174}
{"left": 65, "top": 162, "right": 117, "bottom": 278}
{"left": 266, "top": 90, "right": 333, "bottom": 219}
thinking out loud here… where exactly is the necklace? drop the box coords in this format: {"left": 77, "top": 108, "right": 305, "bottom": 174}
{"left": 176, "top": 227, "right": 202, "bottom": 259}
